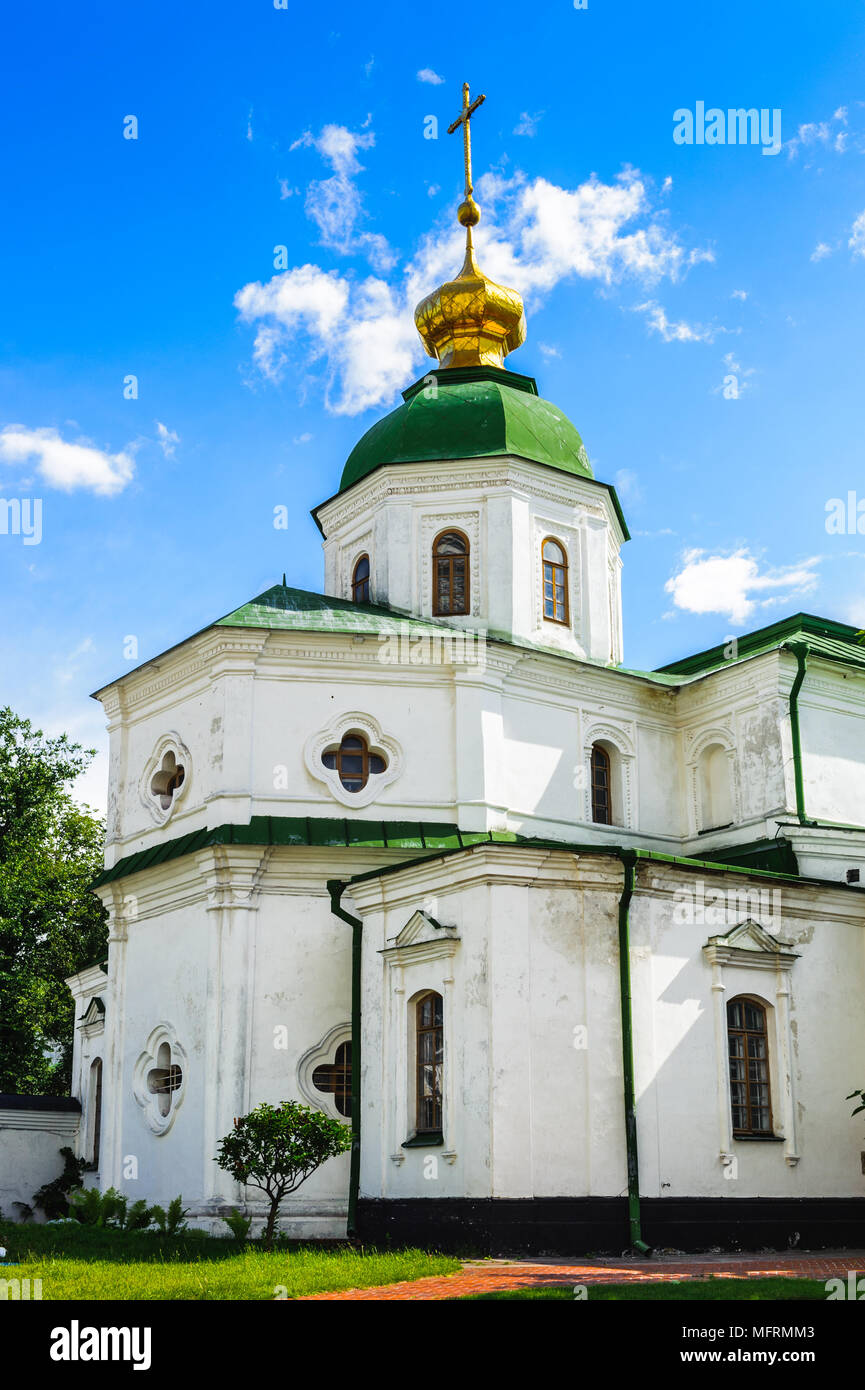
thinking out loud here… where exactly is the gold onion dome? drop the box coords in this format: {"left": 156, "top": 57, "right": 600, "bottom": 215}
{"left": 414, "top": 83, "right": 527, "bottom": 371}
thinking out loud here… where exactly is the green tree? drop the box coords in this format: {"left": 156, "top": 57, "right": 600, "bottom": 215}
{"left": 0, "top": 707, "right": 107, "bottom": 1094}
{"left": 215, "top": 1101, "right": 351, "bottom": 1250}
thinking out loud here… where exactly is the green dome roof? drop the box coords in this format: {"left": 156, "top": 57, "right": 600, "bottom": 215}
{"left": 339, "top": 366, "right": 593, "bottom": 493}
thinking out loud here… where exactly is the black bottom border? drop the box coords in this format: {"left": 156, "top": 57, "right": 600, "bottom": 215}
{"left": 355, "top": 1195, "right": 865, "bottom": 1255}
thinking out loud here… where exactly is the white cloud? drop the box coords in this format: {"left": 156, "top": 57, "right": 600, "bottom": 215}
{"left": 811, "top": 241, "right": 833, "bottom": 262}
{"left": 665, "top": 549, "right": 819, "bottom": 625}
{"left": 290, "top": 123, "right": 394, "bottom": 271}
{"left": 246, "top": 108, "right": 253, "bottom": 143}
{"left": 849, "top": 210, "right": 865, "bottom": 259}
{"left": 279, "top": 179, "right": 299, "bottom": 200}
{"left": 0, "top": 425, "right": 135, "bottom": 495}
{"left": 235, "top": 263, "right": 351, "bottom": 383}
{"left": 155, "top": 422, "right": 180, "bottom": 458}
{"left": 785, "top": 106, "right": 851, "bottom": 160}
{"left": 633, "top": 300, "right": 718, "bottom": 343}
{"left": 514, "top": 111, "right": 544, "bottom": 138}
{"left": 538, "top": 342, "right": 561, "bottom": 358}
{"left": 427, "top": 184, "right": 440, "bottom": 198}
{"left": 236, "top": 166, "right": 716, "bottom": 414}
{"left": 293, "top": 432, "right": 313, "bottom": 444}
{"left": 712, "top": 349, "right": 756, "bottom": 396}
{"left": 54, "top": 636, "right": 95, "bottom": 687}
{"left": 614, "top": 468, "right": 643, "bottom": 506}
{"left": 731, "top": 288, "right": 748, "bottom": 301}
{"left": 417, "top": 68, "right": 445, "bottom": 85}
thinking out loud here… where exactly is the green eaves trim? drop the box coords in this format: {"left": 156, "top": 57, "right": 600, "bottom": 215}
{"left": 91, "top": 819, "right": 520, "bottom": 888}
{"left": 345, "top": 838, "right": 855, "bottom": 893}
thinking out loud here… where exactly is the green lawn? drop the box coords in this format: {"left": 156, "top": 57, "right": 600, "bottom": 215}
{"left": 0, "top": 1222, "right": 461, "bottom": 1300}
{"left": 457, "top": 1277, "right": 828, "bottom": 1301}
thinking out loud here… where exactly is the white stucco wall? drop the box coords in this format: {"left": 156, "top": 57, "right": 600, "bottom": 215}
{"left": 352, "top": 847, "right": 865, "bottom": 1206}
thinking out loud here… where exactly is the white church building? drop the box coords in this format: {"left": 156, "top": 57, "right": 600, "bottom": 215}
{"left": 10, "top": 102, "right": 865, "bottom": 1254}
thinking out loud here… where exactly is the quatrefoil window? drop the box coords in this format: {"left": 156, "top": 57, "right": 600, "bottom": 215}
{"left": 150, "top": 752, "right": 185, "bottom": 810}
{"left": 133, "top": 1025, "right": 187, "bottom": 1135}
{"left": 312, "top": 1041, "right": 352, "bottom": 1117}
{"left": 146, "top": 1041, "right": 183, "bottom": 1118}
{"left": 321, "top": 735, "right": 386, "bottom": 793}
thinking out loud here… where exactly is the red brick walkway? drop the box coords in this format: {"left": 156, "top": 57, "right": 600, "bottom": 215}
{"left": 297, "top": 1252, "right": 865, "bottom": 1300}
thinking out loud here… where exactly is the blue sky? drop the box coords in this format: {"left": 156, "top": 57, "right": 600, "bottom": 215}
{"left": 2, "top": 0, "right": 864, "bottom": 811}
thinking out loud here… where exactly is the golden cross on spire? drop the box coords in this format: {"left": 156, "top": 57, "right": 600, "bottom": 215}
{"left": 447, "top": 82, "right": 486, "bottom": 201}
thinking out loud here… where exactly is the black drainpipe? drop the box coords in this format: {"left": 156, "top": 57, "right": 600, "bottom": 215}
{"left": 327, "top": 880, "right": 362, "bottom": 1239}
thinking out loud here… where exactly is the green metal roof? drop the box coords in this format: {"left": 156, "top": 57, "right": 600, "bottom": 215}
{"left": 215, "top": 585, "right": 457, "bottom": 637}
{"left": 94, "top": 816, "right": 810, "bottom": 891}
{"left": 92, "top": 818, "right": 518, "bottom": 888}
{"left": 338, "top": 366, "right": 595, "bottom": 492}
{"left": 656, "top": 613, "right": 865, "bottom": 678}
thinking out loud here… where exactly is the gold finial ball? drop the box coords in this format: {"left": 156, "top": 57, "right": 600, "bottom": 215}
{"left": 457, "top": 197, "right": 481, "bottom": 228}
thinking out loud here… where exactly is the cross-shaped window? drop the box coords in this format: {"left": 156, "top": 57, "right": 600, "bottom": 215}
{"left": 321, "top": 735, "right": 386, "bottom": 793}
{"left": 146, "top": 1041, "right": 183, "bottom": 1119}
{"left": 312, "top": 1041, "right": 352, "bottom": 1117}
{"left": 150, "top": 752, "right": 185, "bottom": 810}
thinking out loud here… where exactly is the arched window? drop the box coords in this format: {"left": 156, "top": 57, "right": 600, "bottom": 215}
{"left": 352, "top": 554, "right": 370, "bottom": 603}
{"left": 433, "top": 530, "right": 469, "bottom": 616}
{"left": 312, "top": 1040, "right": 352, "bottom": 1118}
{"left": 89, "top": 1058, "right": 103, "bottom": 1168}
{"left": 727, "top": 997, "right": 772, "bottom": 1135}
{"left": 591, "top": 743, "right": 612, "bottom": 825}
{"left": 416, "top": 992, "right": 443, "bottom": 1134}
{"left": 322, "top": 734, "right": 387, "bottom": 793}
{"left": 699, "top": 744, "right": 733, "bottom": 831}
{"left": 542, "top": 537, "right": 569, "bottom": 624}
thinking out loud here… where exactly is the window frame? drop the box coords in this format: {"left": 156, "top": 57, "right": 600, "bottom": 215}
{"left": 312, "top": 1039, "right": 352, "bottom": 1118}
{"left": 321, "top": 733, "right": 387, "bottom": 793}
{"left": 727, "top": 995, "right": 774, "bottom": 1137}
{"left": 414, "top": 991, "right": 444, "bottom": 1136}
{"left": 432, "top": 528, "right": 470, "bottom": 617}
{"left": 590, "top": 743, "right": 613, "bottom": 825}
{"left": 351, "top": 554, "right": 370, "bottom": 603}
{"left": 541, "top": 535, "right": 569, "bottom": 626}
{"left": 89, "top": 1057, "right": 103, "bottom": 1169}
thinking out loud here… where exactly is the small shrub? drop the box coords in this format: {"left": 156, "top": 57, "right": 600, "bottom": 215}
{"left": 215, "top": 1100, "right": 351, "bottom": 1251}
{"left": 149, "top": 1196, "right": 189, "bottom": 1235}
{"left": 68, "top": 1186, "right": 104, "bottom": 1226}
{"left": 221, "top": 1208, "right": 253, "bottom": 1243}
{"left": 124, "top": 1199, "right": 152, "bottom": 1231}
{"left": 33, "top": 1146, "right": 88, "bottom": 1219}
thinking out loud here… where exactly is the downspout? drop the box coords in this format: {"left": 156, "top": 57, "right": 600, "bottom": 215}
{"left": 785, "top": 641, "right": 810, "bottom": 824}
{"left": 615, "top": 849, "right": 651, "bottom": 1254}
{"left": 327, "top": 880, "right": 362, "bottom": 1239}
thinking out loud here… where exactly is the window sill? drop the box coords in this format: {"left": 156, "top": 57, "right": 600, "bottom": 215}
{"left": 402, "top": 1132, "right": 443, "bottom": 1148}
{"left": 733, "top": 1134, "right": 785, "bottom": 1142}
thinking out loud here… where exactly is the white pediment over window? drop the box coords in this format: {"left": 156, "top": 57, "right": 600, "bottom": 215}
{"left": 79, "top": 996, "right": 105, "bottom": 1037}
{"left": 704, "top": 919, "right": 799, "bottom": 971}
{"left": 380, "top": 909, "right": 460, "bottom": 966}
